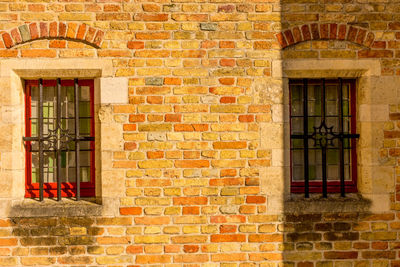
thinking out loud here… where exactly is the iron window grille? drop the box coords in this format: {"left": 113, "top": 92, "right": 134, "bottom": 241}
{"left": 290, "top": 78, "right": 359, "bottom": 198}
{"left": 24, "top": 79, "right": 95, "bottom": 201}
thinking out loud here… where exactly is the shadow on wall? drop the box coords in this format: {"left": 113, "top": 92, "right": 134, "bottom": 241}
{"left": 279, "top": 1, "right": 379, "bottom": 265}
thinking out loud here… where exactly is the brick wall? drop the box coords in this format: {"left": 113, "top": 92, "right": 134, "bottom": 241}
{"left": 0, "top": 0, "right": 398, "bottom": 266}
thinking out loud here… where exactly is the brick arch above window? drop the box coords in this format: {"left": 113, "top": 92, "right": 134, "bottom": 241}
{"left": 1, "top": 22, "right": 105, "bottom": 49}
{"left": 276, "top": 23, "right": 375, "bottom": 49}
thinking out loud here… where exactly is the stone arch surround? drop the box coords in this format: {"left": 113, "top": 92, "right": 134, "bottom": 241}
{"left": 276, "top": 23, "right": 376, "bottom": 49}
{"left": 1, "top": 22, "right": 104, "bottom": 49}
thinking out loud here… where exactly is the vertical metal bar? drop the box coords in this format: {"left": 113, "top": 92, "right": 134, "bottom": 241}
{"left": 38, "top": 79, "right": 44, "bottom": 201}
{"left": 303, "top": 79, "right": 309, "bottom": 198}
{"left": 56, "top": 78, "right": 62, "bottom": 201}
{"left": 338, "top": 78, "right": 345, "bottom": 197}
{"left": 74, "top": 79, "right": 80, "bottom": 201}
{"left": 321, "top": 79, "right": 327, "bottom": 198}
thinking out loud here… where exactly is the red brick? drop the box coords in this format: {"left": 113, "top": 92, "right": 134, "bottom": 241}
{"left": 310, "top": 23, "right": 319, "bottom": 39}
{"left": 39, "top": 22, "right": 48, "bottom": 38}
{"left": 330, "top": 23, "right": 337, "bottom": 39}
{"left": 29, "top": 22, "right": 39, "bottom": 39}
{"left": 239, "top": 115, "right": 254, "bottom": 122}
{"left": 173, "top": 197, "right": 208, "bottom": 205}
{"left": 58, "top": 22, "right": 67, "bottom": 37}
{"left": 93, "top": 30, "right": 104, "bottom": 47}
{"left": 85, "top": 27, "right": 96, "bottom": 43}
{"left": 356, "top": 29, "right": 366, "bottom": 45}
{"left": 372, "top": 41, "right": 386, "bottom": 49}
{"left": 123, "top": 124, "right": 137, "bottom": 131}
{"left": 320, "top": 23, "right": 328, "bottom": 39}
{"left": 49, "top": 22, "right": 58, "bottom": 37}
{"left": 246, "top": 196, "right": 266, "bottom": 204}
{"left": 292, "top": 26, "right": 302, "bottom": 43}
{"left": 218, "top": 4, "right": 235, "bottom": 12}
{"left": 220, "top": 96, "right": 236, "bottom": 103}
{"left": 276, "top": 32, "right": 287, "bottom": 48}
{"left": 10, "top": 28, "right": 21, "bottom": 44}
{"left": 301, "top": 24, "right": 311, "bottom": 41}
{"left": 347, "top": 26, "right": 358, "bottom": 42}
{"left": 75, "top": 23, "right": 87, "bottom": 40}
{"left": 284, "top": 29, "right": 294, "bottom": 45}
{"left": 338, "top": 24, "right": 347, "bottom": 40}
{"left": 2, "top": 33, "right": 13, "bottom": 48}
{"left": 210, "top": 234, "right": 246, "bottom": 242}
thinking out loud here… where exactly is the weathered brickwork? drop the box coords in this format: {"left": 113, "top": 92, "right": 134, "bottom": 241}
{"left": 0, "top": 0, "right": 398, "bottom": 266}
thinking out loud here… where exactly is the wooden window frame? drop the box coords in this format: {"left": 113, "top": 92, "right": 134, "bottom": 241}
{"left": 24, "top": 79, "right": 95, "bottom": 199}
{"left": 289, "top": 78, "right": 358, "bottom": 197}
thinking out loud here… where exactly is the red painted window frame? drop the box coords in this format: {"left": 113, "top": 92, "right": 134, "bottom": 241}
{"left": 289, "top": 79, "right": 358, "bottom": 194}
{"left": 24, "top": 79, "right": 95, "bottom": 198}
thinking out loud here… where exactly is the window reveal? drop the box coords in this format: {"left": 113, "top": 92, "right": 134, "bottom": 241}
{"left": 290, "top": 79, "right": 359, "bottom": 198}
{"left": 24, "top": 79, "right": 95, "bottom": 201}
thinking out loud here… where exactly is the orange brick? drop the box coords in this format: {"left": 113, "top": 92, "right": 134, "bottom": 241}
{"left": 147, "top": 151, "right": 164, "bottom": 159}
{"left": 183, "top": 245, "right": 199, "bottom": 253}
{"left": 182, "top": 206, "right": 200, "bottom": 215}
{"left": 210, "top": 234, "right": 246, "bottom": 242}
{"left": 220, "top": 225, "right": 237, "bottom": 233}
{"left": 174, "top": 160, "right": 210, "bottom": 168}
{"left": 119, "top": 207, "right": 142, "bottom": 215}
{"left": 123, "top": 124, "right": 137, "bottom": 131}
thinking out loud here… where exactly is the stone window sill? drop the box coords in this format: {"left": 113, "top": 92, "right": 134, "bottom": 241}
{"left": 10, "top": 198, "right": 102, "bottom": 217}
{"left": 284, "top": 194, "right": 371, "bottom": 214}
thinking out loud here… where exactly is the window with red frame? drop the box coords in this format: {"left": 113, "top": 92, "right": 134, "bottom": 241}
{"left": 290, "top": 79, "right": 359, "bottom": 198}
{"left": 24, "top": 79, "right": 95, "bottom": 201}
